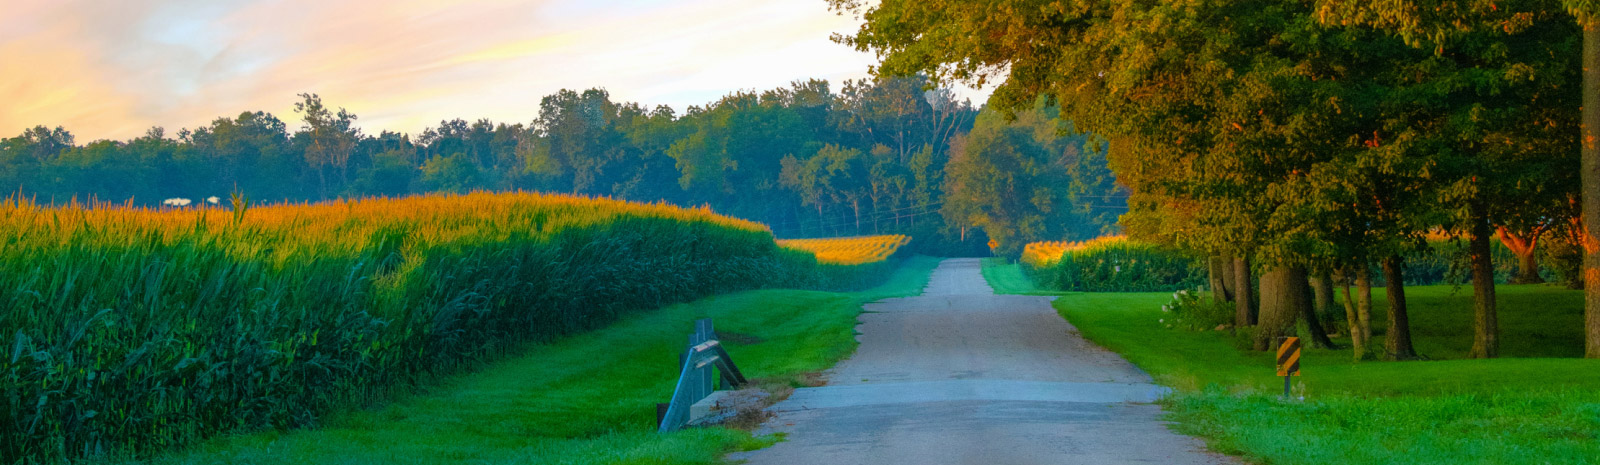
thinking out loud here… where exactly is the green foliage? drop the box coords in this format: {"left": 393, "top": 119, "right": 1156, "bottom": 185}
{"left": 941, "top": 100, "right": 1114, "bottom": 256}
{"left": 833, "top": 0, "right": 1581, "bottom": 295}
{"left": 1402, "top": 238, "right": 1523, "bottom": 285}
{"left": 347, "top": 149, "right": 419, "bottom": 197}
{"left": 293, "top": 93, "right": 361, "bottom": 199}
{"left": 0, "top": 193, "right": 898, "bottom": 464}
{"left": 780, "top": 144, "right": 866, "bottom": 226}
{"left": 418, "top": 153, "right": 481, "bottom": 194}
{"left": 1544, "top": 231, "right": 1586, "bottom": 289}
{"left": 1026, "top": 240, "right": 1205, "bottom": 292}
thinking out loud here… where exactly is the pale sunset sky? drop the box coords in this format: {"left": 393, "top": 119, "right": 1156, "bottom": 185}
{"left": 0, "top": 0, "right": 992, "bottom": 142}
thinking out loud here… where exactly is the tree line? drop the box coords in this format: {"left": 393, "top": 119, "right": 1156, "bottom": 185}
{"left": 830, "top": 0, "right": 1597, "bottom": 359}
{"left": 0, "top": 76, "right": 1125, "bottom": 254}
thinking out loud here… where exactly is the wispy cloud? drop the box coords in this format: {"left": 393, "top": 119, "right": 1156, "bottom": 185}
{"left": 0, "top": 0, "right": 990, "bottom": 141}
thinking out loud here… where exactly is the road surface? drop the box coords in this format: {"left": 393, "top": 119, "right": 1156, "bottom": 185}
{"left": 728, "top": 258, "right": 1236, "bottom": 465}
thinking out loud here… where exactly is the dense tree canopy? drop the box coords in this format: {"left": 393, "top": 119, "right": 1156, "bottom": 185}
{"left": 829, "top": 0, "right": 1588, "bottom": 358}
{"left": 942, "top": 99, "right": 1114, "bottom": 256}
{"left": 0, "top": 76, "right": 1126, "bottom": 255}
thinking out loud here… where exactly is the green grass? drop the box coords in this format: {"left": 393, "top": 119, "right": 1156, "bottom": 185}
{"left": 977, "top": 258, "right": 1600, "bottom": 464}
{"left": 978, "top": 258, "right": 1070, "bottom": 296}
{"left": 1396, "top": 284, "right": 1588, "bottom": 359}
{"left": 136, "top": 256, "right": 942, "bottom": 465}
{"left": 1045, "top": 288, "right": 1600, "bottom": 465}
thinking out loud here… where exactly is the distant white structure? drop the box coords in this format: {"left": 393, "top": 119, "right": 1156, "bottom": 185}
{"left": 162, "top": 198, "right": 192, "bottom": 207}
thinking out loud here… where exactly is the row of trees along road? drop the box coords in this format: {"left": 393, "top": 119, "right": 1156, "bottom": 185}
{"left": 829, "top": 0, "right": 1599, "bottom": 359}
{"left": 0, "top": 77, "right": 1126, "bottom": 255}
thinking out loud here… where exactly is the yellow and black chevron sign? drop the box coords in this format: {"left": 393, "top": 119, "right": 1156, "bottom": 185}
{"left": 1277, "top": 337, "right": 1301, "bottom": 377}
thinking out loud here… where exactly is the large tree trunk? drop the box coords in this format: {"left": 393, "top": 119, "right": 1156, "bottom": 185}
{"left": 1311, "top": 275, "right": 1335, "bottom": 322}
{"left": 1471, "top": 206, "right": 1500, "bottom": 358}
{"left": 1382, "top": 255, "right": 1418, "bottom": 360}
{"left": 1516, "top": 250, "right": 1541, "bottom": 283}
{"left": 1497, "top": 226, "right": 1546, "bottom": 284}
{"left": 1565, "top": 214, "right": 1588, "bottom": 290}
{"left": 1302, "top": 274, "right": 1337, "bottom": 349}
{"left": 1233, "top": 256, "right": 1256, "bottom": 327}
{"left": 1337, "top": 271, "right": 1367, "bottom": 361}
{"left": 1221, "top": 257, "right": 1238, "bottom": 297}
{"left": 1254, "top": 266, "right": 1309, "bottom": 351}
{"left": 1585, "top": 20, "right": 1600, "bottom": 359}
{"left": 1208, "top": 256, "right": 1235, "bottom": 303}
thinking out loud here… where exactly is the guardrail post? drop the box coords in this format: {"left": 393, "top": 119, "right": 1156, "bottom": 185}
{"left": 688, "top": 333, "right": 704, "bottom": 401}
{"left": 658, "top": 319, "right": 746, "bottom": 433}
{"left": 698, "top": 319, "right": 715, "bottom": 397}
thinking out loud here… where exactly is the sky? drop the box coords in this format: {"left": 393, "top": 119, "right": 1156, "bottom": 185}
{"left": 0, "top": 0, "right": 993, "bottom": 142}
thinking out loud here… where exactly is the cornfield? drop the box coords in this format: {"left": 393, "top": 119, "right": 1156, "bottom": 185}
{"left": 1020, "top": 235, "right": 1128, "bottom": 268}
{"left": 1022, "top": 236, "right": 1204, "bottom": 292}
{"left": 777, "top": 235, "right": 911, "bottom": 265}
{"left": 0, "top": 192, "right": 875, "bottom": 464}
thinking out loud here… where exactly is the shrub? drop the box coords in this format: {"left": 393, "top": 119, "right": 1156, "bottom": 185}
{"left": 1160, "top": 290, "right": 1234, "bottom": 331}
{"left": 1542, "top": 233, "right": 1584, "bottom": 289}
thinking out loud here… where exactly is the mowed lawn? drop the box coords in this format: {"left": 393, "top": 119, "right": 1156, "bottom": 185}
{"left": 981, "top": 261, "right": 1600, "bottom": 465}
{"left": 139, "top": 257, "right": 941, "bottom": 465}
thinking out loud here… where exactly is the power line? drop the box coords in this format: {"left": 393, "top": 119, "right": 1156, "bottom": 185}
{"left": 764, "top": 200, "right": 946, "bottom": 230}
{"left": 773, "top": 198, "right": 1128, "bottom": 230}
{"left": 779, "top": 210, "right": 940, "bottom": 236}
{"left": 773, "top": 205, "right": 946, "bottom": 236}
{"left": 1072, "top": 193, "right": 1132, "bottom": 199}
{"left": 764, "top": 195, "right": 1132, "bottom": 237}
{"left": 808, "top": 207, "right": 941, "bottom": 231}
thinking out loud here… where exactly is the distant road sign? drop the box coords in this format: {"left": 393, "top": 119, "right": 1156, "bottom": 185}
{"left": 1276, "top": 337, "right": 1301, "bottom": 377}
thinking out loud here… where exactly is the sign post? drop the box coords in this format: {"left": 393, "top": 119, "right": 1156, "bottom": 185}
{"left": 1276, "top": 336, "right": 1300, "bottom": 399}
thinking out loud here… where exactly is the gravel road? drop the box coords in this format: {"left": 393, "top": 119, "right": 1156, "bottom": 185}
{"left": 728, "top": 258, "right": 1237, "bottom": 465}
